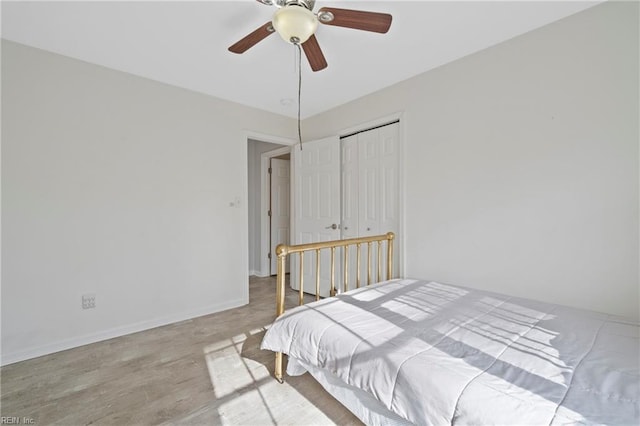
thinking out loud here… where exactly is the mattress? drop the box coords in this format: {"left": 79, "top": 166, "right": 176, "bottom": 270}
{"left": 261, "top": 278, "right": 640, "bottom": 425}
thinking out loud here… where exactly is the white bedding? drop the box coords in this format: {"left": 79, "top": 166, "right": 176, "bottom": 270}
{"left": 261, "top": 278, "right": 640, "bottom": 425}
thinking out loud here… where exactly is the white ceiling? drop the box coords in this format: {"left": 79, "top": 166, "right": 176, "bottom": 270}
{"left": 1, "top": 0, "right": 602, "bottom": 119}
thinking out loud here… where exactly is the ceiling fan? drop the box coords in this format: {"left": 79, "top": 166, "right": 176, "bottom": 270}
{"left": 228, "top": 0, "right": 392, "bottom": 72}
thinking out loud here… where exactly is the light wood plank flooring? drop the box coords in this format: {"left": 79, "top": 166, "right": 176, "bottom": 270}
{"left": 0, "top": 276, "right": 362, "bottom": 425}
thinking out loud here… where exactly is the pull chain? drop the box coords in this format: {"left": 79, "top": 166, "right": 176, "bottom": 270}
{"left": 296, "top": 43, "right": 303, "bottom": 151}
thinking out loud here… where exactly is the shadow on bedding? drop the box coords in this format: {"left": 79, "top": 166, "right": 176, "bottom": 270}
{"left": 263, "top": 279, "right": 639, "bottom": 425}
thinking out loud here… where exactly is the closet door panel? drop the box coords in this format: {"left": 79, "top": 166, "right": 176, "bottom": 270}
{"left": 380, "top": 122, "right": 400, "bottom": 278}
{"left": 292, "top": 136, "right": 341, "bottom": 296}
{"left": 380, "top": 123, "right": 400, "bottom": 230}
{"left": 341, "top": 135, "right": 359, "bottom": 239}
{"left": 340, "top": 121, "right": 400, "bottom": 290}
{"left": 358, "top": 130, "right": 381, "bottom": 236}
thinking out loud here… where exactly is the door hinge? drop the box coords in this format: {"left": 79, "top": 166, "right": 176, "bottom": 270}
{"left": 268, "top": 167, "right": 272, "bottom": 174}
{"left": 268, "top": 210, "right": 272, "bottom": 217}
{"left": 268, "top": 252, "right": 272, "bottom": 259}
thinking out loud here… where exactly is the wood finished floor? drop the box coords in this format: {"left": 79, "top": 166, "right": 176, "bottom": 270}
{"left": 0, "top": 276, "right": 362, "bottom": 426}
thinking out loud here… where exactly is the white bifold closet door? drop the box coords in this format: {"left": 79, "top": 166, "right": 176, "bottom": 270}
{"left": 291, "top": 136, "right": 341, "bottom": 297}
{"left": 291, "top": 123, "right": 399, "bottom": 296}
{"left": 341, "top": 122, "right": 400, "bottom": 291}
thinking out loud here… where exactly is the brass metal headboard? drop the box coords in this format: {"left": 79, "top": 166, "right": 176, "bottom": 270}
{"left": 273, "top": 232, "right": 395, "bottom": 383}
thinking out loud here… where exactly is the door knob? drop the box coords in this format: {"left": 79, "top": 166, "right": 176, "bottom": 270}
{"left": 326, "top": 224, "right": 338, "bottom": 230}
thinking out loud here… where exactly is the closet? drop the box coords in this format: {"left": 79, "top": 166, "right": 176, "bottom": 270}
{"left": 291, "top": 121, "right": 400, "bottom": 295}
{"left": 341, "top": 121, "right": 400, "bottom": 289}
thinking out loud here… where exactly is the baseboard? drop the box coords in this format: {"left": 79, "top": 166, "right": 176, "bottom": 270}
{"left": 0, "top": 297, "right": 247, "bottom": 366}
{"left": 249, "top": 269, "right": 271, "bottom": 278}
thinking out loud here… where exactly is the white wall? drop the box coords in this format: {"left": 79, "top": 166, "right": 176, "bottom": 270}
{"left": 247, "top": 139, "right": 286, "bottom": 275}
{"left": 303, "top": 1, "right": 639, "bottom": 319}
{"left": 1, "top": 40, "right": 295, "bottom": 364}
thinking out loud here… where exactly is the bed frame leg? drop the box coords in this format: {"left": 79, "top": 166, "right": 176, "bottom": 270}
{"left": 275, "top": 352, "right": 284, "bottom": 383}
{"left": 274, "top": 245, "right": 287, "bottom": 384}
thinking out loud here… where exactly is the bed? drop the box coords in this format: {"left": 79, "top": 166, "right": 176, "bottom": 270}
{"left": 260, "top": 233, "right": 639, "bottom": 425}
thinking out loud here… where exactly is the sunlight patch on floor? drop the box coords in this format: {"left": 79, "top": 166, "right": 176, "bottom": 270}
{"left": 203, "top": 329, "right": 337, "bottom": 425}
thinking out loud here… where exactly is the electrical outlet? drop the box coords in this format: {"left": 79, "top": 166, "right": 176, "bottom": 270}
{"left": 82, "top": 294, "right": 96, "bottom": 309}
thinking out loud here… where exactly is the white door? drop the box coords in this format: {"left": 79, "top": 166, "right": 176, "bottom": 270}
{"left": 341, "top": 134, "right": 362, "bottom": 292}
{"left": 358, "top": 127, "right": 382, "bottom": 237}
{"left": 341, "top": 134, "right": 359, "bottom": 240}
{"left": 291, "top": 136, "right": 341, "bottom": 296}
{"left": 378, "top": 123, "right": 400, "bottom": 241}
{"left": 341, "top": 122, "right": 400, "bottom": 290}
{"left": 270, "top": 158, "right": 290, "bottom": 274}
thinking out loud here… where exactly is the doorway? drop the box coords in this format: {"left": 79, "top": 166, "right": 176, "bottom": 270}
{"left": 247, "top": 138, "right": 293, "bottom": 278}
{"left": 257, "top": 144, "right": 293, "bottom": 277}
{"left": 269, "top": 155, "right": 291, "bottom": 275}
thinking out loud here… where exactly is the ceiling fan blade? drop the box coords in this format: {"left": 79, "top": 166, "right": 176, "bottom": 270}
{"left": 228, "top": 22, "right": 275, "bottom": 54}
{"left": 318, "top": 7, "right": 392, "bottom": 34}
{"left": 302, "top": 34, "right": 328, "bottom": 72}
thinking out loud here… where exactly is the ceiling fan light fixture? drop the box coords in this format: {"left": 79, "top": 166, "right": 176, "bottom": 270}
{"left": 272, "top": 5, "right": 318, "bottom": 45}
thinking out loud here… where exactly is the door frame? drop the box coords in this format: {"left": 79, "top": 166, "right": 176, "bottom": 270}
{"left": 244, "top": 131, "right": 295, "bottom": 286}
{"left": 259, "top": 145, "right": 293, "bottom": 277}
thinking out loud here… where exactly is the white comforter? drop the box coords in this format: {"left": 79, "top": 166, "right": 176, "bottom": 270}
{"left": 261, "top": 279, "right": 639, "bottom": 425}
